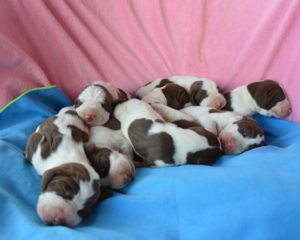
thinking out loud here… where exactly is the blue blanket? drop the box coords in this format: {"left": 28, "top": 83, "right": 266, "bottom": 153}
{"left": 1, "top": 87, "right": 300, "bottom": 240}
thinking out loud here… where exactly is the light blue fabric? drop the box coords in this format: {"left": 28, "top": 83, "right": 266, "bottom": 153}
{"left": 0, "top": 87, "right": 300, "bottom": 240}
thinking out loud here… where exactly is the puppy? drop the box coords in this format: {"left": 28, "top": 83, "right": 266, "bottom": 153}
{"left": 114, "top": 99, "right": 222, "bottom": 167}
{"left": 84, "top": 116, "right": 135, "bottom": 189}
{"left": 222, "top": 80, "right": 291, "bottom": 118}
{"left": 181, "top": 106, "right": 266, "bottom": 154}
{"left": 136, "top": 75, "right": 226, "bottom": 109}
{"left": 74, "top": 81, "right": 131, "bottom": 126}
{"left": 25, "top": 107, "right": 101, "bottom": 227}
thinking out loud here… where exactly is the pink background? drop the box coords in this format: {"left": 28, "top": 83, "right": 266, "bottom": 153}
{"left": 0, "top": 0, "right": 299, "bottom": 122}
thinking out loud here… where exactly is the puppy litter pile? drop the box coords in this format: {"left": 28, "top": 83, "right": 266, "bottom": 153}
{"left": 25, "top": 76, "right": 291, "bottom": 227}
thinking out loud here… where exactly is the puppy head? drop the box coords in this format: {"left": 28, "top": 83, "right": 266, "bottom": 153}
{"left": 219, "top": 116, "right": 265, "bottom": 154}
{"left": 37, "top": 163, "right": 101, "bottom": 227}
{"left": 84, "top": 143, "right": 135, "bottom": 189}
{"left": 189, "top": 79, "right": 226, "bottom": 109}
{"left": 74, "top": 83, "right": 113, "bottom": 126}
{"left": 247, "top": 80, "right": 291, "bottom": 118}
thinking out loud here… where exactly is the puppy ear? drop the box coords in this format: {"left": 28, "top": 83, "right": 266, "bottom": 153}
{"left": 190, "top": 81, "right": 208, "bottom": 105}
{"left": 234, "top": 117, "right": 264, "bottom": 138}
{"left": 85, "top": 147, "right": 111, "bottom": 178}
{"left": 41, "top": 163, "right": 90, "bottom": 199}
{"left": 68, "top": 125, "right": 89, "bottom": 142}
{"left": 162, "top": 83, "right": 190, "bottom": 109}
{"left": 25, "top": 132, "right": 43, "bottom": 162}
{"left": 41, "top": 168, "right": 58, "bottom": 192}
{"left": 103, "top": 116, "right": 121, "bottom": 130}
{"left": 74, "top": 99, "right": 83, "bottom": 108}
{"left": 116, "top": 88, "right": 131, "bottom": 103}
{"left": 247, "top": 80, "right": 286, "bottom": 110}
{"left": 102, "top": 98, "right": 113, "bottom": 113}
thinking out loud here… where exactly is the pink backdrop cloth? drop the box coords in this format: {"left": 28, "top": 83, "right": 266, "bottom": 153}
{"left": 0, "top": 0, "right": 299, "bottom": 122}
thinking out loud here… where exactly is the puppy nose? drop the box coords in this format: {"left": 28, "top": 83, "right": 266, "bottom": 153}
{"left": 123, "top": 172, "right": 134, "bottom": 185}
{"left": 212, "top": 97, "right": 226, "bottom": 109}
{"left": 84, "top": 114, "right": 96, "bottom": 123}
{"left": 46, "top": 217, "right": 66, "bottom": 226}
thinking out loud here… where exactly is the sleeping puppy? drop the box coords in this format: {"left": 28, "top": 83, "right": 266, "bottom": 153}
{"left": 114, "top": 99, "right": 222, "bottom": 167}
{"left": 181, "top": 106, "right": 266, "bottom": 154}
{"left": 84, "top": 117, "right": 135, "bottom": 189}
{"left": 136, "top": 75, "right": 226, "bottom": 109}
{"left": 222, "top": 79, "right": 291, "bottom": 118}
{"left": 25, "top": 106, "right": 101, "bottom": 227}
{"left": 74, "top": 81, "right": 131, "bottom": 126}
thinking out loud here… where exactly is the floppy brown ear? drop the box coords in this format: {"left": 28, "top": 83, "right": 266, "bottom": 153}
{"left": 68, "top": 125, "right": 89, "bottom": 142}
{"left": 190, "top": 81, "right": 208, "bottom": 105}
{"left": 25, "top": 132, "right": 43, "bottom": 162}
{"left": 41, "top": 168, "right": 58, "bottom": 192}
{"left": 74, "top": 99, "right": 83, "bottom": 108}
{"left": 115, "top": 88, "right": 130, "bottom": 104}
{"left": 234, "top": 117, "right": 264, "bottom": 138}
{"left": 102, "top": 97, "right": 113, "bottom": 113}
{"left": 103, "top": 116, "right": 121, "bottom": 130}
{"left": 84, "top": 146, "right": 111, "bottom": 178}
{"left": 162, "top": 83, "right": 190, "bottom": 109}
{"left": 247, "top": 80, "right": 285, "bottom": 110}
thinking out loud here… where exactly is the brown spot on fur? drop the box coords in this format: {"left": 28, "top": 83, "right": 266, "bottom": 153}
{"left": 65, "top": 110, "right": 79, "bottom": 117}
{"left": 208, "top": 109, "right": 225, "bottom": 114}
{"left": 188, "top": 126, "right": 220, "bottom": 147}
{"left": 162, "top": 83, "right": 190, "bottom": 109}
{"left": 172, "top": 119, "right": 201, "bottom": 129}
{"left": 26, "top": 117, "right": 63, "bottom": 160}
{"left": 84, "top": 143, "right": 111, "bottom": 178}
{"left": 171, "top": 120, "right": 220, "bottom": 148}
{"left": 190, "top": 81, "right": 208, "bottom": 105}
{"left": 103, "top": 116, "right": 121, "bottom": 130}
{"left": 187, "top": 148, "right": 222, "bottom": 165}
{"left": 222, "top": 92, "right": 233, "bottom": 111}
{"left": 155, "top": 78, "right": 172, "bottom": 88}
{"left": 128, "top": 119, "right": 175, "bottom": 166}
{"left": 68, "top": 125, "right": 89, "bottom": 142}
{"left": 77, "top": 179, "right": 101, "bottom": 218}
{"left": 233, "top": 116, "right": 264, "bottom": 138}
{"left": 247, "top": 80, "right": 286, "bottom": 110}
{"left": 41, "top": 163, "right": 91, "bottom": 200}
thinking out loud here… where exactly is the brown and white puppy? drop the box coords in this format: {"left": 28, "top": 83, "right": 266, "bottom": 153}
{"left": 136, "top": 75, "right": 226, "bottom": 109}
{"left": 25, "top": 107, "right": 101, "bottom": 227}
{"left": 222, "top": 80, "right": 291, "bottom": 118}
{"left": 114, "top": 99, "right": 222, "bottom": 167}
{"left": 181, "top": 106, "right": 266, "bottom": 154}
{"left": 74, "top": 81, "right": 131, "bottom": 126}
{"left": 84, "top": 117, "right": 135, "bottom": 189}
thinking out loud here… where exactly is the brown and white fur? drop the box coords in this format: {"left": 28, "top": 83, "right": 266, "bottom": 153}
{"left": 114, "top": 99, "right": 222, "bottom": 167}
{"left": 25, "top": 107, "right": 101, "bottom": 227}
{"left": 181, "top": 106, "right": 266, "bottom": 154}
{"left": 136, "top": 76, "right": 226, "bottom": 109}
{"left": 84, "top": 117, "right": 135, "bottom": 189}
{"left": 75, "top": 81, "right": 131, "bottom": 126}
{"left": 223, "top": 80, "right": 291, "bottom": 118}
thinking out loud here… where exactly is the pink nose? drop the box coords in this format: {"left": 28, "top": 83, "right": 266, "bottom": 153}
{"left": 84, "top": 114, "right": 96, "bottom": 123}
{"left": 123, "top": 171, "right": 134, "bottom": 185}
{"left": 213, "top": 97, "right": 226, "bottom": 109}
{"left": 282, "top": 105, "right": 292, "bottom": 117}
{"left": 220, "top": 136, "right": 236, "bottom": 154}
{"left": 46, "top": 217, "right": 66, "bottom": 226}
